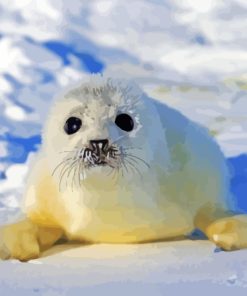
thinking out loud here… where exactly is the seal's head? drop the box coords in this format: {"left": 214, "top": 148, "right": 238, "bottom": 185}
{"left": 42, "top": 76, "right": 169, "bottom": 189}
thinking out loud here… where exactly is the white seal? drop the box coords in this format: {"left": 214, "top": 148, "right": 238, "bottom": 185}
{"left": 1, "top": 75, "right": 247, "bottom": 261}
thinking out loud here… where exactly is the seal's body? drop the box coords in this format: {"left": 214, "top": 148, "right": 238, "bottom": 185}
{"left": 1, "top": 76, "right": 247, "bottom": 261}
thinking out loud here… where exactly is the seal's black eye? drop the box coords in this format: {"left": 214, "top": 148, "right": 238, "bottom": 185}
{"left": 64, "top": 117, "right": 82, "bottom": 135}
{"left": 115, "top": 113, "right": 134, "bottom": 132}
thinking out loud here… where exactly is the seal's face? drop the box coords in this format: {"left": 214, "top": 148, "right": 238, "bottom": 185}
{"left": 43, "top": 77, "right": 166, "bottom": 190}
{"left": 62, "top": 113, "right": 135, "bottom": 168}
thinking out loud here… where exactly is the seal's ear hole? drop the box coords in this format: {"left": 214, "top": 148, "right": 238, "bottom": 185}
{"left": 64, "top": 117, "right": 82, "bottom": 135}
{"left": 115, "top": 113, "right": 134, "bottom": 132}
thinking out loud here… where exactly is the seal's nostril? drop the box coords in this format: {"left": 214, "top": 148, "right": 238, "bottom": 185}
{"left": 90, "top": 139, "right": 109, "bottom": 153}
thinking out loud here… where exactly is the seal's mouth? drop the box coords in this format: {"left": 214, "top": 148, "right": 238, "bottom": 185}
{"left": 89, "top": 158, "right": 108, "bottom": 167}
{"left": 83, "top": 143, "right": 119, "bottom": 168}
{"left": 53, "top": 143, "right": 150, "bottom": 191}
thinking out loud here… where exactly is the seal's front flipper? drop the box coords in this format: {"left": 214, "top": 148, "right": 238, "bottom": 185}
{"left": 0, "top": 219, "right": 40, "bottom": 261}
{"left": 0, "top": 219, "right": 63, "bottom": 261}
{"left": 206, "top": 215, "right": 247, "bottom": 251}
{"left": 194, "top": 205, "right": 247, "bottom": 250}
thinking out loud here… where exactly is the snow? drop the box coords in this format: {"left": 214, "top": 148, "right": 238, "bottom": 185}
{"left": 1, "top": 241, "right": 247, "bottom": 295}
{"left": 0, "top": 0, "right": 247, "bottom": 293}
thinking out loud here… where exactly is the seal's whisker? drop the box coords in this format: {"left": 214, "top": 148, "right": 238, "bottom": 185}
{"left": 106, "top": 158, "right": 119, "bottom": 168}
{"left": 106, "top": 166, "right": 116, "bottom": 180}
{"left": 82, "top": 164, "right": 87, "bottom": 181}
{"left": 114, "top": 165, "right": 120, "bottom": 184}
{"left": 123, "top": 153, "right": 150, "bottom": 169}
{"left": 121, "top": 159, "right": 129, "bottom": 174}
{"left": 121, "top": 146, "right": 143, "bottom": 151}
{"left": 59, "top": 162, "right": 73, "bottom": 192}
{"left": 103, "top": 158, "right": 117, "bottom": 179}
{"left": 71, "top": 163, "right": 77, "bottom": 192}
{"left": 67, "top": 160, "right": 78, "bottom": 177}
{"left": 122, "top": 158, "right": 135, "bottom": 176}
{"left": 58, "top": 159, "right": 76, "bottom": 191}
{"left": 122, "top": 155, "right": 139, "bottom": 167}
{"left": 58, "top": 146, "right": 80, "bottom": 154}
{"left": 124, "top": 158, "right": 143, "bottom": 179}
{"left": 105, "top": 166, "right": 113, "bottom": 177}
{"left": 115, "top": 157, "right": 124, "bottom": 178}
{"left": 59, "top": 150, "right": 77, "bottom": 154}
{"left": 72, "top": 162, "right": 80, "bottom": 192}
{"left": 65, "top": 160, "right": 78, "bottom": 188}
{"left": 78, "top": 161, "right": 82, "bottom": 187}
{"left": 76, "top": 161, "right": 83, "bottom": 187}
{"left": 52, "top": 158, "right": 73, "bottom": 176}
{"left": 130, "top": 161, "right": 145, "bottom": 179}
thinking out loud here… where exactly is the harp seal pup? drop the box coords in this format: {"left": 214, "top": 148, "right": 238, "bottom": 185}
{"left": 1, "top": 75, "right": 247, "bottom": 261}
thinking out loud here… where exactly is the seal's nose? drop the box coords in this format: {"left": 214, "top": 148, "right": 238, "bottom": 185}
{"left": 90, "top": 139, "right": 109, "bottom": 154}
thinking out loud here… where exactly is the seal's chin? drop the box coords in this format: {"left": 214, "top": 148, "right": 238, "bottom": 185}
{"left": 96, "top": 160, "right": 108, "bottom": 166}
{"left": 82, "top": 161, "right": 115, "bottom": 181}
{"left": 88, "top": 160, "right": 108, "bottom": 168}
{"left": 86, "top": 161, "right": 115, "bottom": 174}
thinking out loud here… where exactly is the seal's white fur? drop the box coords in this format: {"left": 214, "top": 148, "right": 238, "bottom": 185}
{"left": 22, "top": 76, "right": 231, "bottom": 243}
